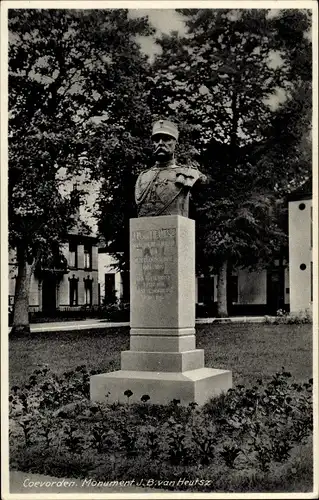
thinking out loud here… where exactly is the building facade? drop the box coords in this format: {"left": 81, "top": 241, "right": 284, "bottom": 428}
{"left": 9, "top": 230, "right": 99, "bottom": 314}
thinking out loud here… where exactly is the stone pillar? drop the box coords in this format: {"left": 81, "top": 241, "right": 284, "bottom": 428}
{"left": 288, "top": 199, "right": 312, "bottom": 313}
{"left": 91, "top": 215, "right": 232, "bottom": 406}
{"left": 124, "top": 215, "right": 200, "bottom": 369}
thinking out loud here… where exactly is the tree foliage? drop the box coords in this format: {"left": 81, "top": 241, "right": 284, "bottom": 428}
{"left": 151, "top": 10, "right": 281, "bottom": 142}
{"left": 9, "top": 8, "right": 153, "bottom": 252}
{"left": 253, "top": 9, "right": 312, "bottom": 195}
{"left": 8, "top": 8, "right": 153, "bottom": 330}
{"left": 148, "top": 8, "right": 312, "bottom": 314}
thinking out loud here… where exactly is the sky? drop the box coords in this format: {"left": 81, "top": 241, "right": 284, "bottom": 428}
{"left": 129, "top": 9, "right": 186, "bottom": 60}
{"left": 129, "top": 8, "right": 186, "bottom": 34}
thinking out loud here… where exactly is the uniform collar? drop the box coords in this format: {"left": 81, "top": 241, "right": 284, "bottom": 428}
{"left": 155, "top": 158, "right": 176, "bottom": 168}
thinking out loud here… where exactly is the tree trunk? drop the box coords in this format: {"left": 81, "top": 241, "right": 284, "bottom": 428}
{"left": 217, "top": 260, "right": 228, "bottom": 317}
{"left": 11, "top": 248, "right": 34, "bottom": 335}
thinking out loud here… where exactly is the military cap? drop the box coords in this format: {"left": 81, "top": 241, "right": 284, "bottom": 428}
{"left": 152, "top": 120, "right": 179, "bottom": 141}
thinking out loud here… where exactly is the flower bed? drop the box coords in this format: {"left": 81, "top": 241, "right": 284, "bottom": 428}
{"left": 9, "top": 366, "right": 313, "bottom": 492}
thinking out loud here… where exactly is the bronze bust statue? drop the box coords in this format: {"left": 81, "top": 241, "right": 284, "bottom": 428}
{"left": 135, "top": 120, "right": 206, "bottom": 217}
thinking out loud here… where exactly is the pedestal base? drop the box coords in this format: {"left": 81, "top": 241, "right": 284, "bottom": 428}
{"left": 90, "top": 368, "right": 232, "bottom": 406}
{"left": 121, "top": 349, "right": 204, "bottom": 372}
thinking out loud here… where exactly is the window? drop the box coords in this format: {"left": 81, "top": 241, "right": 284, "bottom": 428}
{"left": 105, "top": 273, "right": 116, "bottom": 303}
{"left": 9, "top": 296, "right": 14, "bottom": 313}
{"left": 197, "top": 277, "right": 214, "bottom": 304}
{"left": 84, "top": 244, "right": 92, "bottom": 270}
{"left": 69, "top": 276, "right": 78, "bottom": 306}
{"left": 69, "top": 242, "right": 77, "bottom": 268}
{"left": 84, "top": 279, "right": 93, "bottom": 306}
{"left": 229, "top": 276, "right": 238, "bottom": 304}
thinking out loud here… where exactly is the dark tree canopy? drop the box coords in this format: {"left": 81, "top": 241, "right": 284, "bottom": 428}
{"left": 9, "top": 8, "right": 154, "bottom": 255}
{"left": 149, "top": 9, "right": 312, "bottom": 271}
{"left": 8, "top": 8, "right": 154, "bottom": 331}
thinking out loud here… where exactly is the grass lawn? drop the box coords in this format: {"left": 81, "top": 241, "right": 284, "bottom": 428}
{"left": 9, "top": 323, "right": 312, "bottom": 387}
{"left": 8, "top": 322, "right": 314, "bottom": 493}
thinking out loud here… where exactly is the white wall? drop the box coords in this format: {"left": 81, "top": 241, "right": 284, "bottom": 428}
{"left": 289, "top": 199, "right": 312, "bottom": 313}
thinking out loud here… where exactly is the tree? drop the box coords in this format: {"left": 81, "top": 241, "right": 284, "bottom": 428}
{"left": 83, "top": 15, "right": 156, "bottom": 272}
{"left": 189, "top": 140, "right": 287, "bottom": 316}
{"left": 149, "top": 8, "right": 312, "bottom": 316}
{"left": 9, "top": 9, "right": 153, "bottom": 333}
{"left": 92, "top": 102, "right": 154, "bottom": 272}
{"left": 252, "top": 9, "right": 312, "bottom": 196}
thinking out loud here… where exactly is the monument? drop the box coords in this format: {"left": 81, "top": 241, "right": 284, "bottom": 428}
{"left": 91, "top": 120, "right": 232, "bottom": 405}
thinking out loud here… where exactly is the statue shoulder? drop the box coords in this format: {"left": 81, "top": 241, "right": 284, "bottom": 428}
{"left": 135, "top": 167, "right": 158, "bottom": 204}
{"left": 174, "top": 163, "right": 207, "bottom": 185}
{"left": 174, "top": 163, "right": 202, "bottom": 175}
{"left": 137, "top": 167, "right": 157, "bottom": 181}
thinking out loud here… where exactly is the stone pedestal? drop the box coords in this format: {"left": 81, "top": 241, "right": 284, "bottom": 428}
{"left": 91, "top": 215, "right": 232, "bottom": 405}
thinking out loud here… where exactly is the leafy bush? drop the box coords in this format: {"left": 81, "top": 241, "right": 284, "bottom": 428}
{"left": 102, "top": 300, "right": 130, "bottom": 321}
{"left": 9, "top": 366, "right": 313, "bottom": 491}
{"left": 264, "top": 309, "right": 312, "bottom": 324}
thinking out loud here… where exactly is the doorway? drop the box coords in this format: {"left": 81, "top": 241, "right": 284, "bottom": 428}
{"left": 267, "top": 268, "right": 285, "bottom": 315}
{"left": 42, "top": 275, "right": 57, "bottom": 314}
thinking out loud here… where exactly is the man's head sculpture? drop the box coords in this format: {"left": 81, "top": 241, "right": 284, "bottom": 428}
{"left": 152, "top": 120, "right": 178, "bottom": 163}
{"left": 152, "top": 119, "right": 179, "bottom": 140}
{"left": 135, "top": 120, "right": 206, "bottom": 217}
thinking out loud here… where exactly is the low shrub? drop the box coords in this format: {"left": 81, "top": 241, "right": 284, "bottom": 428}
{"left": 27, "top": 301, "right": 130, "bottom": 323}
{"left": 9, "top": 366, "right": 313, "bottom": 492}
{"left": 102, "top": 301, "right": 130, "bottom": 322}
{"left": 264, "top": 309, "right": 312, "bottom": 325}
